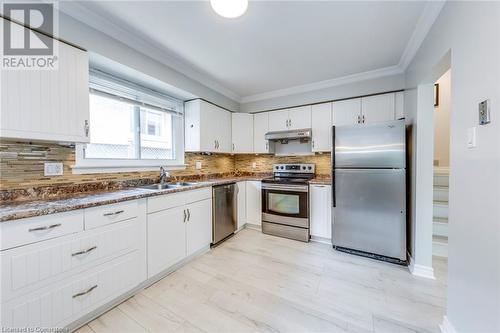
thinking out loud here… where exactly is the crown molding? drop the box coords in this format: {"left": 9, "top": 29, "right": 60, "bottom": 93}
{"left": 58, "top": 2, "right": 242, "bottom": 103}
{"left": 59, "top": 1, "right": 444, "bottom": 106}
{"left": 240, "top": 65, "right": 404, "bottom": 104}
{"left": 398, "top": 1, "right": 446, "bottom": 70}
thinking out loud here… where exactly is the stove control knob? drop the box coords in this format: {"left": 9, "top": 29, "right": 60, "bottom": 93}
{"left": 280, "top": 166, "right": 284, "bottom": 169}
{"left": 308, "top": 166, "right": 312, "bottom": 170}
{"left": 302, "top": 166, "right": 306, "bottom": 170}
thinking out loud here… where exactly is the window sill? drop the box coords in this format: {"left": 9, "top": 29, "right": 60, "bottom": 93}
{"left": 71, "top": 164, "right": 186, "bottom": 175}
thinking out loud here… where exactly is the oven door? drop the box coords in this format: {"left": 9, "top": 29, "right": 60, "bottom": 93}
{"left": 261, "top": 183, "right": 309, "bottom": 228}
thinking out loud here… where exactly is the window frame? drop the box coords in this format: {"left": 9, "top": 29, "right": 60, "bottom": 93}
{"left": 72, "top": 70, "right": 186, "bottom": 174}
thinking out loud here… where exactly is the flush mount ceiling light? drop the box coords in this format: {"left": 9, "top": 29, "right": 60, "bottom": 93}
{"left": 210, "top": 0, "right": 248, "bottom": 18}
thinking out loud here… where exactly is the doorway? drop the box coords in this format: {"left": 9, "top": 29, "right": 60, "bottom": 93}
{"left": 432, "top": 69, "right": 450, "bottom": 276}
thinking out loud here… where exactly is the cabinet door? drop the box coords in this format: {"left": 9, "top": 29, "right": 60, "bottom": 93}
{"left": 268, "top": 110, "right": 289, "bottom": 132}
{"left": 246, "top": 181, "right": 262, "bottom": 226}
{"left": 395, "top": 91, "right": 405, "bottom": 120}
{"left": 236, "top": 181, "right": 247, "bottom": 229}
{"left": 288, "top": 105, "right": 311, "bottom": 130}
{"left": 219, "top": 109, "right": 233, "bottom": 153}
{"left": 232, "top": 113, "right": 254, "bottom": 153}
{"left": 310, "top": 185, "right": 332, "bottom": 239}
{"left": 333, "top": 98, "right": 361, "bottom": 126}
{"left": 186, "top": 199, "right": 212, "bottom": 257}
{"left": 311, "top": 103, "right": 332, "bottom": 152}
{"left": 0, "top": 37, "right": 89, "bottom": 142}
{"left": 202, "top": 103, "right": 220, "bottom": 152}
{"left": 361, "top": 93, "right": 395, "bottom": 124}
{"left": 147, "top": 207, "right": 186, "bottom": 278}
{"left": 253, "top": 112, "right": 271, "bottom": 153}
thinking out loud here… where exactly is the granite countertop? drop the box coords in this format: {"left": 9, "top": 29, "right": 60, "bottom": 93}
{"left": 0, "top": 175, "right": 332, "bottom": 222}
{"left": 0, "top": 176, "right": 264, "bottom": 222}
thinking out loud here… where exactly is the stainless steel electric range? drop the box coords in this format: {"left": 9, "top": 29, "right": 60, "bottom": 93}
{"left": 261, "top": 163, "right": 315, "bottom": 242}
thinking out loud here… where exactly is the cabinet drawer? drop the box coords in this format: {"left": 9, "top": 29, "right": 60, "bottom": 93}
{"left": 147, "top": 188, "right": 212, "bottom": 214}
{"left": 0, "top": 211, "right": 84, "bottom": 251}
{"left": 147, "top": 192, "right": 186, "bottom": 214}
{"left": 1, "top": 250, "right": 142, "bottom": 330}
{"left": 1, "top": 218, "right": 142, "bottom": 302}
{"left": 84, "top": 200, "right": 138, "bottom": 229}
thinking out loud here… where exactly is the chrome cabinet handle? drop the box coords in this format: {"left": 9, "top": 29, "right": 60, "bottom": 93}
{"left": 84, "top": 120, "right": 90, "bottom": 137}
{"left": 72, "top": 246, "right": 97, "bottom": 257}
{"left": 265, "top": 141, "right": 268, "bottom": 150}
{"left": 103, "top": 210, "right": 124, "bottom": 217}
{"left": 362, "top": 115, "right": 365, "bottom": 123}
{"left": 187, "top": 209, "right": 191, "bottom": 221}
{"left": 214, "top": 140, "right": 217, "bottom": 149}
{"left": 312, "top": 140, "right": 315, "bottom": 148}
{"left": 73, "top": 285, "right": 98, "bottom": 298}
{"left": 29, "top": 223, "right": 61, "bottom": 232}
{"left": 357, "top": 115, "right": 360, "bottom": 123}
{"left": 183, "top": 209, "right": 187, "bottom": 222}
{"left": 232, "top": 143, "right": 235, "bottom": 151}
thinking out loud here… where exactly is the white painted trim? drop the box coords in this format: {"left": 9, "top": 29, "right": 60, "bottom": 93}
{"left": 58, "top": 2, "right": 241, "bottom": 103}
{"left": 408, "top": 253, "right": 436, "bottom": 279}
{"left": 440, "top": 316, "right": 457, "bottom": 333}
{"left": 398, "top": 1, "right": 446, "bottom": 70}
{"left": 240, "top": 65, "right": 403, "bottom": 104}
{"left": 244, "top": 223, "right": 262, "bottom": 231}
{"left": 310, "top": 235, "right": 332, "bottom": 245}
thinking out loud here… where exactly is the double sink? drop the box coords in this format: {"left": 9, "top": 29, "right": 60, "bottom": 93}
{"left": 139, "top": 181, "right": 200, "bottom": 191}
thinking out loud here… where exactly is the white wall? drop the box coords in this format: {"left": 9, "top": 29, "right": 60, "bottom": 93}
{"left": 405, "top": 2, "right": 500, "bottom": 332}
{"left": 56, "top": 12, "right": 240, "bottom": 111}
{"left": 240, "top": 73, "right": 405, "bottom": 112}
{"left": 434, "top": 70, "right": 451, "bottom": 167}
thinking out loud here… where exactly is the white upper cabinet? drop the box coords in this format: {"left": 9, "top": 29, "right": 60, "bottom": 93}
{"left": 288, "top": 105, "right": 311, "bottom": 130}
{"left": 268, "top": 106, "right": 311, "bottom": 132}
{"left": 311, "top": 102, "right": 332, "bottom": 152}
{"left": 333, "top": 98, "right": 362, "bottom": 126}
{"left": 395, "top": 91, "right": 405, "bottom": 120}
{"left": 253, "top": 112, "right": 272, "bottom": 153}
{"left": 231, "top": 113, "right": 254, "bottom": 153}
{"left": 361, "top": 93, "right": 395, "bottom": 124}
{"left": 268, "top": 109, "right": 289, "bottom": 132}
{"left": 185, "top": 99, "right": 232, "bottom": 153}
{"left": 0, "top": 33, "right": 89, "bottom": 143}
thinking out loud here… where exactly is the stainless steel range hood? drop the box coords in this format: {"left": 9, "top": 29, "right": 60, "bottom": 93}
{"left": 264, "top": 128, "right": 312, "bottom": 141}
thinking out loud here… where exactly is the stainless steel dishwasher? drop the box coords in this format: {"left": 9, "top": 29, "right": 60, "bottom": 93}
{"left": 212, "top": 183, "right": 237, "bottom": 245}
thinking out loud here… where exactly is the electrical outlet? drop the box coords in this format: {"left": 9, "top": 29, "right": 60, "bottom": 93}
{"left": 252, "top": 162, "right": 257, "bottom": 169}
{"left": 44, "top": 162, "right": 63, "bottom": 176}
{"left": 195, "top": 161, "right": 202, "bottom": 170}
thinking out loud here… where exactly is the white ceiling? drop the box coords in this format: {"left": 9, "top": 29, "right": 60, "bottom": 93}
{"left": 62, "top": 1, "right": 434, "bottom": 102}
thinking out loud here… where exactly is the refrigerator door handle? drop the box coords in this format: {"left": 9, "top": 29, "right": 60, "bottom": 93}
{"left": 332, "top": 125, "right": 336, "bottom": 207}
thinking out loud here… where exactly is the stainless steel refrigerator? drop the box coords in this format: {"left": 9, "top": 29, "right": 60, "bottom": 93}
{"left": 332, "top": 119, "right": 406, "bottom": 264}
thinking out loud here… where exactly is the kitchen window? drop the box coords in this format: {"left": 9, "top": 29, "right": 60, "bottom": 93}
{"left": 73, "top": 69, "right": 185, "bottom": 173}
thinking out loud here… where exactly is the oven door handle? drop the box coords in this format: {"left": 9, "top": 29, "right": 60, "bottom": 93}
{"left": 261, "top": 184, "right": 309, "bottom": 192}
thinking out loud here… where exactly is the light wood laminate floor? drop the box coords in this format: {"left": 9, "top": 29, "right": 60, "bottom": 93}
{"left": 76, "top": 229, "right": 447, "bottom": 333}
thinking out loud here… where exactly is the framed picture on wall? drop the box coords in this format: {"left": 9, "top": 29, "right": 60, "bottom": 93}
{"left": 434, "top": 83, "right": 439, "bottom": 107}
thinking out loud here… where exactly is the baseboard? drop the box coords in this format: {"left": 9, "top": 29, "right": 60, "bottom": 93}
{"left": 67, "top": 245, "right": 210, "bottom": 332}
{"left": 408, "top": 253, "right": 435, "bottom": 279}
{"left": 440, "top": 316, "right": 457, "bottom": 333}
{"left": 310, "top": 235, "right": 332, "bottom": 245}
{"left": 245, "top": 223, "right": 262, "bottom": 231}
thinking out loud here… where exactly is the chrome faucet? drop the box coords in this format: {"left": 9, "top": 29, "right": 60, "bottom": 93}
{"left": 159, "top": 166, "right": 170, "bottom": 185}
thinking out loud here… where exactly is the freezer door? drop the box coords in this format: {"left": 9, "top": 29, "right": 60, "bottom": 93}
{"left": 332, "top": 169, "right": 406, "bottom": 260}
{"left": 334, "top": 119, "right": 405, "bottom": 168}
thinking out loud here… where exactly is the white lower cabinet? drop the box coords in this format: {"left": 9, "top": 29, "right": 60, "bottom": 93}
{"left": 147, "top": 189, "right": 212, "bottom": 278}
{"left": 1, "top": 250, "right": 142, "bottom": 329}
{"left": 186, "top": 199, "right": 213, "bottom": 257}
{"left": 147, "top": 206, "right": 186, "bottom": 278}
{"left": 246, "top": 181, "right": 262, "bottom": 226}
{"left": 236, "top": 181, "right": 247, "bottom": 230}
{"left": 310, "top": 184, "right": 332, "bottom": 240}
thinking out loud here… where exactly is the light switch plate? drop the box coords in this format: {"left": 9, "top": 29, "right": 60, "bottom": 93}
{"left": 252, "top": 162, "right": 257, "bottom": 169}
{"left": 467, "top": 127, "right": 476, "bottom": 149}
{"left": 44, "top": 162, "right": 63, "bottom": 176}
{"left": 479, "top": 99, "right": 491, "bottom": 125}
{"left": 195, "top": 161, "right": 202, "bottom": 170}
